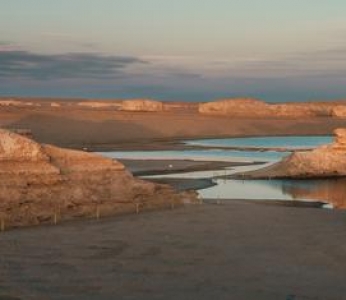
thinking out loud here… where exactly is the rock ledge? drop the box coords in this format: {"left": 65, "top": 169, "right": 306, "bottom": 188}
{"left": 0, "top": 130, "right": 197, "bottom": 229}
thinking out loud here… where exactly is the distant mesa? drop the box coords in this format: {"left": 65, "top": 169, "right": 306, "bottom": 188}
{"left": 0, "top": 99, "right": 40, "bottom": 107}
{"left": 2, "top": 97, "right": 346, "bottom": 118}
{"left": 0, "top": 129, "right": 197, "bottom": 229}
{"left": 120, "top": 99, "right": 163, "bottom": 112}
{"left": 50, "top": 102, "right": 61, "bottom": 107}
{"left": 331, "top": 105, "right": 346, "bottom": 118}
{"left": 198, "top": 98, "right": 268, "bottom": 117}
{"left": 198, "top": 98, "right": 335, "bottom": 118}
{"left": 241, "top": 128, "right": 346, "bottom": 178}
{"left": 76, "top": 99, "right": 163, "bottom": 112}
{"left": 77, "top": 101, "right": 122, "bottom": 109}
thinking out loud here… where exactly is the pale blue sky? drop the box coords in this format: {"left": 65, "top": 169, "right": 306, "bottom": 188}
{"left": 1, "top": 0, "right": 346, "bottom": 101}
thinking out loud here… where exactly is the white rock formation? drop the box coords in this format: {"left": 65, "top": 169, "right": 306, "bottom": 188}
{"left": 120, "top": 99, "right": 163, "bottom": 112}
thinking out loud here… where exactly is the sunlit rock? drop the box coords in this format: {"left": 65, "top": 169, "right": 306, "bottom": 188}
{"left": 120, "top": 99, "right": 163, "bottom": 112}
{"left": 242, "top": 128, "right": 346, "bottom": 178}
{"left": 0, "top": 129, "right": 197, "bottom": 228}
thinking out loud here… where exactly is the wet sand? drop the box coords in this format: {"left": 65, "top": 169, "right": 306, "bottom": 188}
{"left": 119, "top": 159, "right": 260, "bottom": 176}
{"left": 119, "top": 159, "right": 261, "bottom": 192}
{"left": 1, "top": 201, "right": 346, "bottom": 300}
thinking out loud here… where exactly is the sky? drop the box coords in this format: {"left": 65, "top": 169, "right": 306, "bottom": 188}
{"left": 1, "top": 0, "right": 346, "bottom": 102}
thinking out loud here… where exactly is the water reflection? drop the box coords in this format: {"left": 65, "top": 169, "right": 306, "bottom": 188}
{"left": 198, "top": 177, "right": 346, "bottom": 209}
{"left": 280, "top": 178, "right": 346, "bottom": 209}
{"left": 146, "top": 167, "right": 346, "bottom": 209}
{"left": 99, "top": 149, "right": 288, "bottom": 162}
{"left": 99, "top": 135, "right": 345, "bottom": 209}
{"left": 199, "top": 179, "right": 294, "bottom": 201}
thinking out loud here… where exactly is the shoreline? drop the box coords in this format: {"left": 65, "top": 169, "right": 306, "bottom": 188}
{"left": 119, "top": 158, "right": 263, "bottom": 176}
{"left": 1, "top": 103, "right": 345, "bottom": 151}
{"left": 78, "top": 134, "right": 330, "bottom": 152}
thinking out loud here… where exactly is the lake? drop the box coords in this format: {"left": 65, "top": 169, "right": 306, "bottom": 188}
{"left": 185, "top": 135, "right": 333, "bottom": 150}
{"left": 99, "top": 135, "right": 346, "bottom": 209}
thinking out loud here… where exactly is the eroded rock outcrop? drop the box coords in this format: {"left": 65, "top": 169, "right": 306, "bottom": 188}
{"left": 0, "top": 130, "right": 197, "bottom": 229}
{"left": 198, "top": 98, "right": 269, "bottom": 117}
{"left": 199, "top": 98, "right": 333, "bottom": 118}
{"left": 50, "top": 102, "right": 61, "bottom": 107}
{"left": 0, "top": 100, "right": 39, "bottom": 107}
{"left": 120, "top": 99, "right": 163, "bottom": 112}
{"left": 242, "top": 129, "right": 346, "bottom": 178}
{"left": 270, "top": 103, "right": 332, "bottom": 117}
{"left": 77, "top": 101, "right": 121, "bottom": 109}
{"left": 332, "top": 105, "right": 346, "bottom": 118}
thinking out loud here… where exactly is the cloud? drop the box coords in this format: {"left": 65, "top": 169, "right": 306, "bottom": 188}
{"left": 226, "top": 46, "right": 346, "bottom": 78}
{"left": 2, "top": 45, "right": 346, "bottom": 83}
{"left": 137, "top": 46, "right": 346, "bottom": 80}
{"left": 40, "top": 33, "right": 98, "bottom": 49}
{"left": 0, "top": 50, "right": 146, "bottom": 80}
{"left": 0, "top": 41, "right": 20, "bottom": 52}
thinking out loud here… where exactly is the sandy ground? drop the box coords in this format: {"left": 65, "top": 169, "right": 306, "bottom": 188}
{"left": 119, "top": 159, "right": 257, "bottom": 175}
{"left": 2, "top": 102, "right": 346, "bottom": 299}
{"left": 0, "top": 201, "right": 346, "bottom": 300}
{"left": 1, "top": 106, "right": 346, "bottom": 150}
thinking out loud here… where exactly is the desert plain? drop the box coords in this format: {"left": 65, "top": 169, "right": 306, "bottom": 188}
{"left": 1, "top": 97, "right": 346, "bottom": 300}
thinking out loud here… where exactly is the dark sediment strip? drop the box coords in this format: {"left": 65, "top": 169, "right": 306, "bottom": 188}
{"left": 120, "top": 159, "right": 263, "bottom": 176}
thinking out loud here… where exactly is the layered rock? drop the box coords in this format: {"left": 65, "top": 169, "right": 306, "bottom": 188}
{"left": 76, "top": 99, "right": 164, "bottom": 112}
{"left": 199, "top": 98, "right": 333, "bottom": 118}
{"left": 50, "top": 102, "right": 61, "bottom": 107}
{"left": 0, "top": 130, "right": 197, "bottom": 229}
{"left": 120, "top": 99, "right": 163, "bottom": 112}
{"left": 0, "top": 100, "right": 39, "bottom": 107}
{"left": 77, "top": 101, "right": 121, "bottom": 109}
{"left": 270, "top": 103, "right": 332, "bottom": 117}
{"left": 242, "top": 129, "right": 346, "bottom": 178}
{"left": 198, "top": 98, "right": 269, "bottom": 117}
{"left": 331, "top": 105, "right": 346, "bottom": 118}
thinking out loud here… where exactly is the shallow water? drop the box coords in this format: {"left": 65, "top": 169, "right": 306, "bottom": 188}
{"left": 99, "top": 149, "right": 289, "bottom": 162}
{"left": 100, "top": 135, "right": 345, "bottom": 208}
{"left": 147, "top": 168, "right": 346, "bottom": 208}
{"left": 185, "top": 135, "right": 332, "bottom": 150}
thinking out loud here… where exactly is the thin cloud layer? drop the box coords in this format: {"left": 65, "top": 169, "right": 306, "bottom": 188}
{"left": 0, "top": 51, "right": 145, "bottom": 80}
{"left": 1, "top": 47, "right": 346, "bottom": 102}
{"left": 233, "top": 47, "right": 346, "bottom": 78}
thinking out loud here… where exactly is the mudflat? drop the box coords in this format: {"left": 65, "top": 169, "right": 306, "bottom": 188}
{"left": 1, "top": 201, "right": 345, "bottom": 300}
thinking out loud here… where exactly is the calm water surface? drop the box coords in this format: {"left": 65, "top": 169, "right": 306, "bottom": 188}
{"left": 100, "top": 135, "right": 345, "bottom": 208}
{"left": 185, "top": 135, "right": 333, "bottom": 149}
{"left": 100, "top": 149, "right": 288, "bottom": 162}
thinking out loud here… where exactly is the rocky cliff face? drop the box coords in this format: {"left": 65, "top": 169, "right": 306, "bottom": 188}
{"left": 120, "top": 99, "right": 163, "bottom": 112}
{"left": 0, "top": 130, "right": 197, "bottom": 229}
{"left": 198, "top": 98, "right": 333, "bottom": 118}
{"left": 243, "top": 129, "right": 346, "bottom": 178}
{"left": 77, "top": 101, "right": 122, "bottom": 109}
{"left": 0, "top": 99, "right": 39, "bottom": 107}
{"left": 332, "top": 105, "right": 346, "bottom": 118}
{"left": 198, "top": 98, "right": 269, "bottom": 117}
